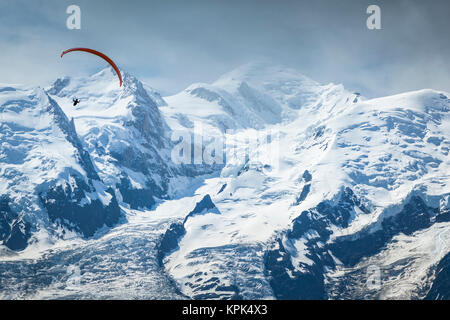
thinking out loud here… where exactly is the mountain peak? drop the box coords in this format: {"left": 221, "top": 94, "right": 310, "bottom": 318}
{"left": 48, "top": 67, "right": 162, "bottom": 99}
{"left": 46, "top": 68, "right": 167, "bottom": 122}
{"left": 214, "top": 62, "right": 319, "bottom": 90}
{"left": 163, "top": 62, "right": 354, "bottom": 132}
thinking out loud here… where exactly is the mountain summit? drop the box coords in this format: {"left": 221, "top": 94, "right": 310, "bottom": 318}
{"left": 162, "top": 62, "right": 359, "bottom": 132}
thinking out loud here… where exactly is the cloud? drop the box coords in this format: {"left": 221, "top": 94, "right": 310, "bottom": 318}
{"left": 0, "top": 0, "right": 449, "bottom": 97}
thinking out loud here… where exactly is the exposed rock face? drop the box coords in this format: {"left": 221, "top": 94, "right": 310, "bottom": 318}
{"left": 40, "top": 179, "right": 120, "bottom": 238}
{"left": 425, "top": 252, "right": 450, "bottom": 300}
{"left": 0, "top": 196, "right": 31, "bottom": 251}
{"left": 264, "top": 189, "right": 449, "bottom": 299}
{"left": 265, "top": 187, "right": 370, "bottom": 299}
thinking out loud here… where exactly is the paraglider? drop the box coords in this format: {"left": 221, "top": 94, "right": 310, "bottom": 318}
{"left": 72, "top": 98, "right": 80, "bottom": 106}
{"left": 61, "top": 48, "right": 123, "bottom": 87}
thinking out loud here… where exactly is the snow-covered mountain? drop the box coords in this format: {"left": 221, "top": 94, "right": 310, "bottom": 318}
{"left": 158, "top": 85, "right": 449, "bottom": 299}
{"left": 162, "top": 62, "right": 360, "bottom": 133}
{"left": 0, "top": 85, "right": 121, "bottom": 251}
{"left": 47, "top": 69, "right": 174, "bottom": 210}
{"left": 47, "top": 69, "right": 216, "bottom": 210}
{"left": 0, "top": 63, "right": 448, "bottom": 300}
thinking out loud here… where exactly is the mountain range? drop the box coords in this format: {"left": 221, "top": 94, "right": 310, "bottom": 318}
{"left": 0, "top": 62, "right": 448, "bottom": 299}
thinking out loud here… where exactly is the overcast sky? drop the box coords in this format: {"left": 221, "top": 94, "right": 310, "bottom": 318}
{"left": 0, "top": 0, "right": 449, "bottom": 97}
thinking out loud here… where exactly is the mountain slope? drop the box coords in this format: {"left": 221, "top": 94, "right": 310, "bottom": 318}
{"left": 48, "top": 68, "right": 217, "bottom": 210}
{"left": 0, "top": 85, "right": 121, "bottom": 251}
{"left": 159, "top": 87, "right": 450, "bottom": 299}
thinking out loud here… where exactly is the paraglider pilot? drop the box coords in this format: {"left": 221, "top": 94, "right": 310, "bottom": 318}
{"left": 72, "top": 98, "right": 80, "bottom": 106}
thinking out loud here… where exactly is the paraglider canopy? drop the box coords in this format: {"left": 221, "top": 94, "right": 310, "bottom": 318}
{"left": 61, "top": 48, "right": 123, "bottom": 87}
